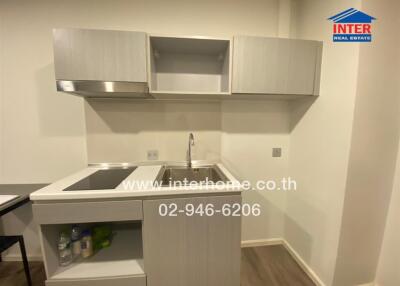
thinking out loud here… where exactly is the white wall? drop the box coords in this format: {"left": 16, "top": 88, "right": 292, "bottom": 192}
{"left": 286, "top": 0, "right": 361, "bottom": 285}
{"left": 85, "top": 100, "right": 222, "bottom": 163}
{"left": 287, "top": 1, "right": 400, "bottom": 285}
{"left": 333, "top": 0, "right": 400, "bottom": 285}
{"left": 221, "top": 101, "right": 290, "bottom": 240}
{"left": 0, "top": 1, "right": 88, "bottom": 183}
{"left": 376, "top": 139, "right": 400, "bottom": 286}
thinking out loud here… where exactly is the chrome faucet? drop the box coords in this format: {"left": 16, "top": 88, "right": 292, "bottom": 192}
{"left": 187, "top": 133, "right": 195, "bottom": 168}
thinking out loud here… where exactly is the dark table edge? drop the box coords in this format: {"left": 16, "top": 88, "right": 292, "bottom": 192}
{"left": 0, "top": 196, "right": 31, "bottom": 217}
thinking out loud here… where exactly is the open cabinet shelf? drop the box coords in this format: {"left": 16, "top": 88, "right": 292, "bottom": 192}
{"left": 148, "top": 35, "right": 232, "bottom": 96}
{"left": 41, "top": 222, "right": 144, "bottom": 282}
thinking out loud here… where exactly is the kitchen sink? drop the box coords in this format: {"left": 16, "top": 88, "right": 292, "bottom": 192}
{"left": 155, "top": 165, "right": 229, "bottom": 187}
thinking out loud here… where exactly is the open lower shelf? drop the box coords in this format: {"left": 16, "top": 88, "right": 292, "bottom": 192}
{"left": 49, "top": 225, "right": 144, "bottom": 280}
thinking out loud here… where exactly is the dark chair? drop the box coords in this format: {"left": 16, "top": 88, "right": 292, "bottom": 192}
{"left": 0, "top": 236, "right": 32, "bottom": 286}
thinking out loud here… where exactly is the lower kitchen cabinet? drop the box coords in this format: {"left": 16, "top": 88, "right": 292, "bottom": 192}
{"left": 143, "top": 195, "right": 241, "bottom": 286}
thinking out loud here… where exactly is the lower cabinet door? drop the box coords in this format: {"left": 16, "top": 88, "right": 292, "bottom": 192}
{"left": 143, "top": 195, "right": 241, "bottom": 286}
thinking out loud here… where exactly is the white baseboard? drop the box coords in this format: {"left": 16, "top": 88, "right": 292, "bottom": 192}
{"left": 241, "top": 238, "right": 325, "bottom": 286}
{"left": 241, "top": 238, "right": 284, "bottom": 248}
{"left": 282, "top": 239, "right": 326, "bottom": 286}
{"left": 1, "top": 254, "right": 43, "bottom": 262}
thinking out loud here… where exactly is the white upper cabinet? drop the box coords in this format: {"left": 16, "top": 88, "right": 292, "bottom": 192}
{"left": 53, "top": 28, "right": 147, "bottom": 83}
{"left": 232, "top": 36, "right": 323, "bottom": 96}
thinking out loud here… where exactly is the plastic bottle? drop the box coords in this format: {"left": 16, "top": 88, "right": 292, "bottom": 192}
{"left": 58, "top": 231, "right": 73, "bottom": 266}
{"left": 81, "top": 230, "right": 93, "bottom": 258}
{"left": 71, "top": 225, "right": 81, "bottom": 258}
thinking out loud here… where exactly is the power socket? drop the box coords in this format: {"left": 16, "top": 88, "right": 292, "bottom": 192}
{"left": 147, "top": 150, "right": 159, "bottom": 161}
{"left": 272, "top": 148, "right": 282, "bottom": 158}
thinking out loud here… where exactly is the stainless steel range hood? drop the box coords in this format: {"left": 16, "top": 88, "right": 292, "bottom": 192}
{"left": 56, "top": 80, "right": 151, "bottom": 99}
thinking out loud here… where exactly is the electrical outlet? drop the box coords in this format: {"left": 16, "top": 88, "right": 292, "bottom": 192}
{"left": 147, "top": 150, "right": 159, "bottom": 161}
{"left": 272, "top": 148, "right": 282, "bottom": 158}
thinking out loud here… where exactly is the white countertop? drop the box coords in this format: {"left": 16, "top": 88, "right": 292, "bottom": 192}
{"left": 30, "top": 163, "right": 241, "bottom": 201}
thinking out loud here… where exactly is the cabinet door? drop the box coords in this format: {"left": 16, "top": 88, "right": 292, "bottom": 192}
{"left": 143, "top": 195, "right": 241, "bottom": 286}
{"left": 53, "top": 29, "right": 147, "bottom": 82}
{"left": 232, "top": 36, "right": 322, "bottom": 95}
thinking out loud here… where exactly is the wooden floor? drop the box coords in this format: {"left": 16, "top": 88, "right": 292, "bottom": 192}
{"left": 241, "top": 245, "right": 315, "bottom": 286}
{"left": 0, "top": 245, "right": 314, "bottom": 286}
{"left": 0, "top": 260, "right": 45, "bottom": 286}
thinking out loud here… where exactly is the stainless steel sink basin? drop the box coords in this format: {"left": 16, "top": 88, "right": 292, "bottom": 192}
{"left": 155, "top": 165, "right": 229, "bottom": 187}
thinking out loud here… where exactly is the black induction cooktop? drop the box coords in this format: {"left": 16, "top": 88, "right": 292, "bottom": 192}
{"left": 63, "top": 167, "right": 137, "bottom": 191}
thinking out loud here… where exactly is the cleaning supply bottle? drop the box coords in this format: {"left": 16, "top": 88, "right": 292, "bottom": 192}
{"left": 81, "top": 229, "right": 94, "bottom": 258}
{"left": 71, "top": 225, "right": 81, "bottom": 258}
{"left": 58, "top": 231, "right": 72, "bottom": 266}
